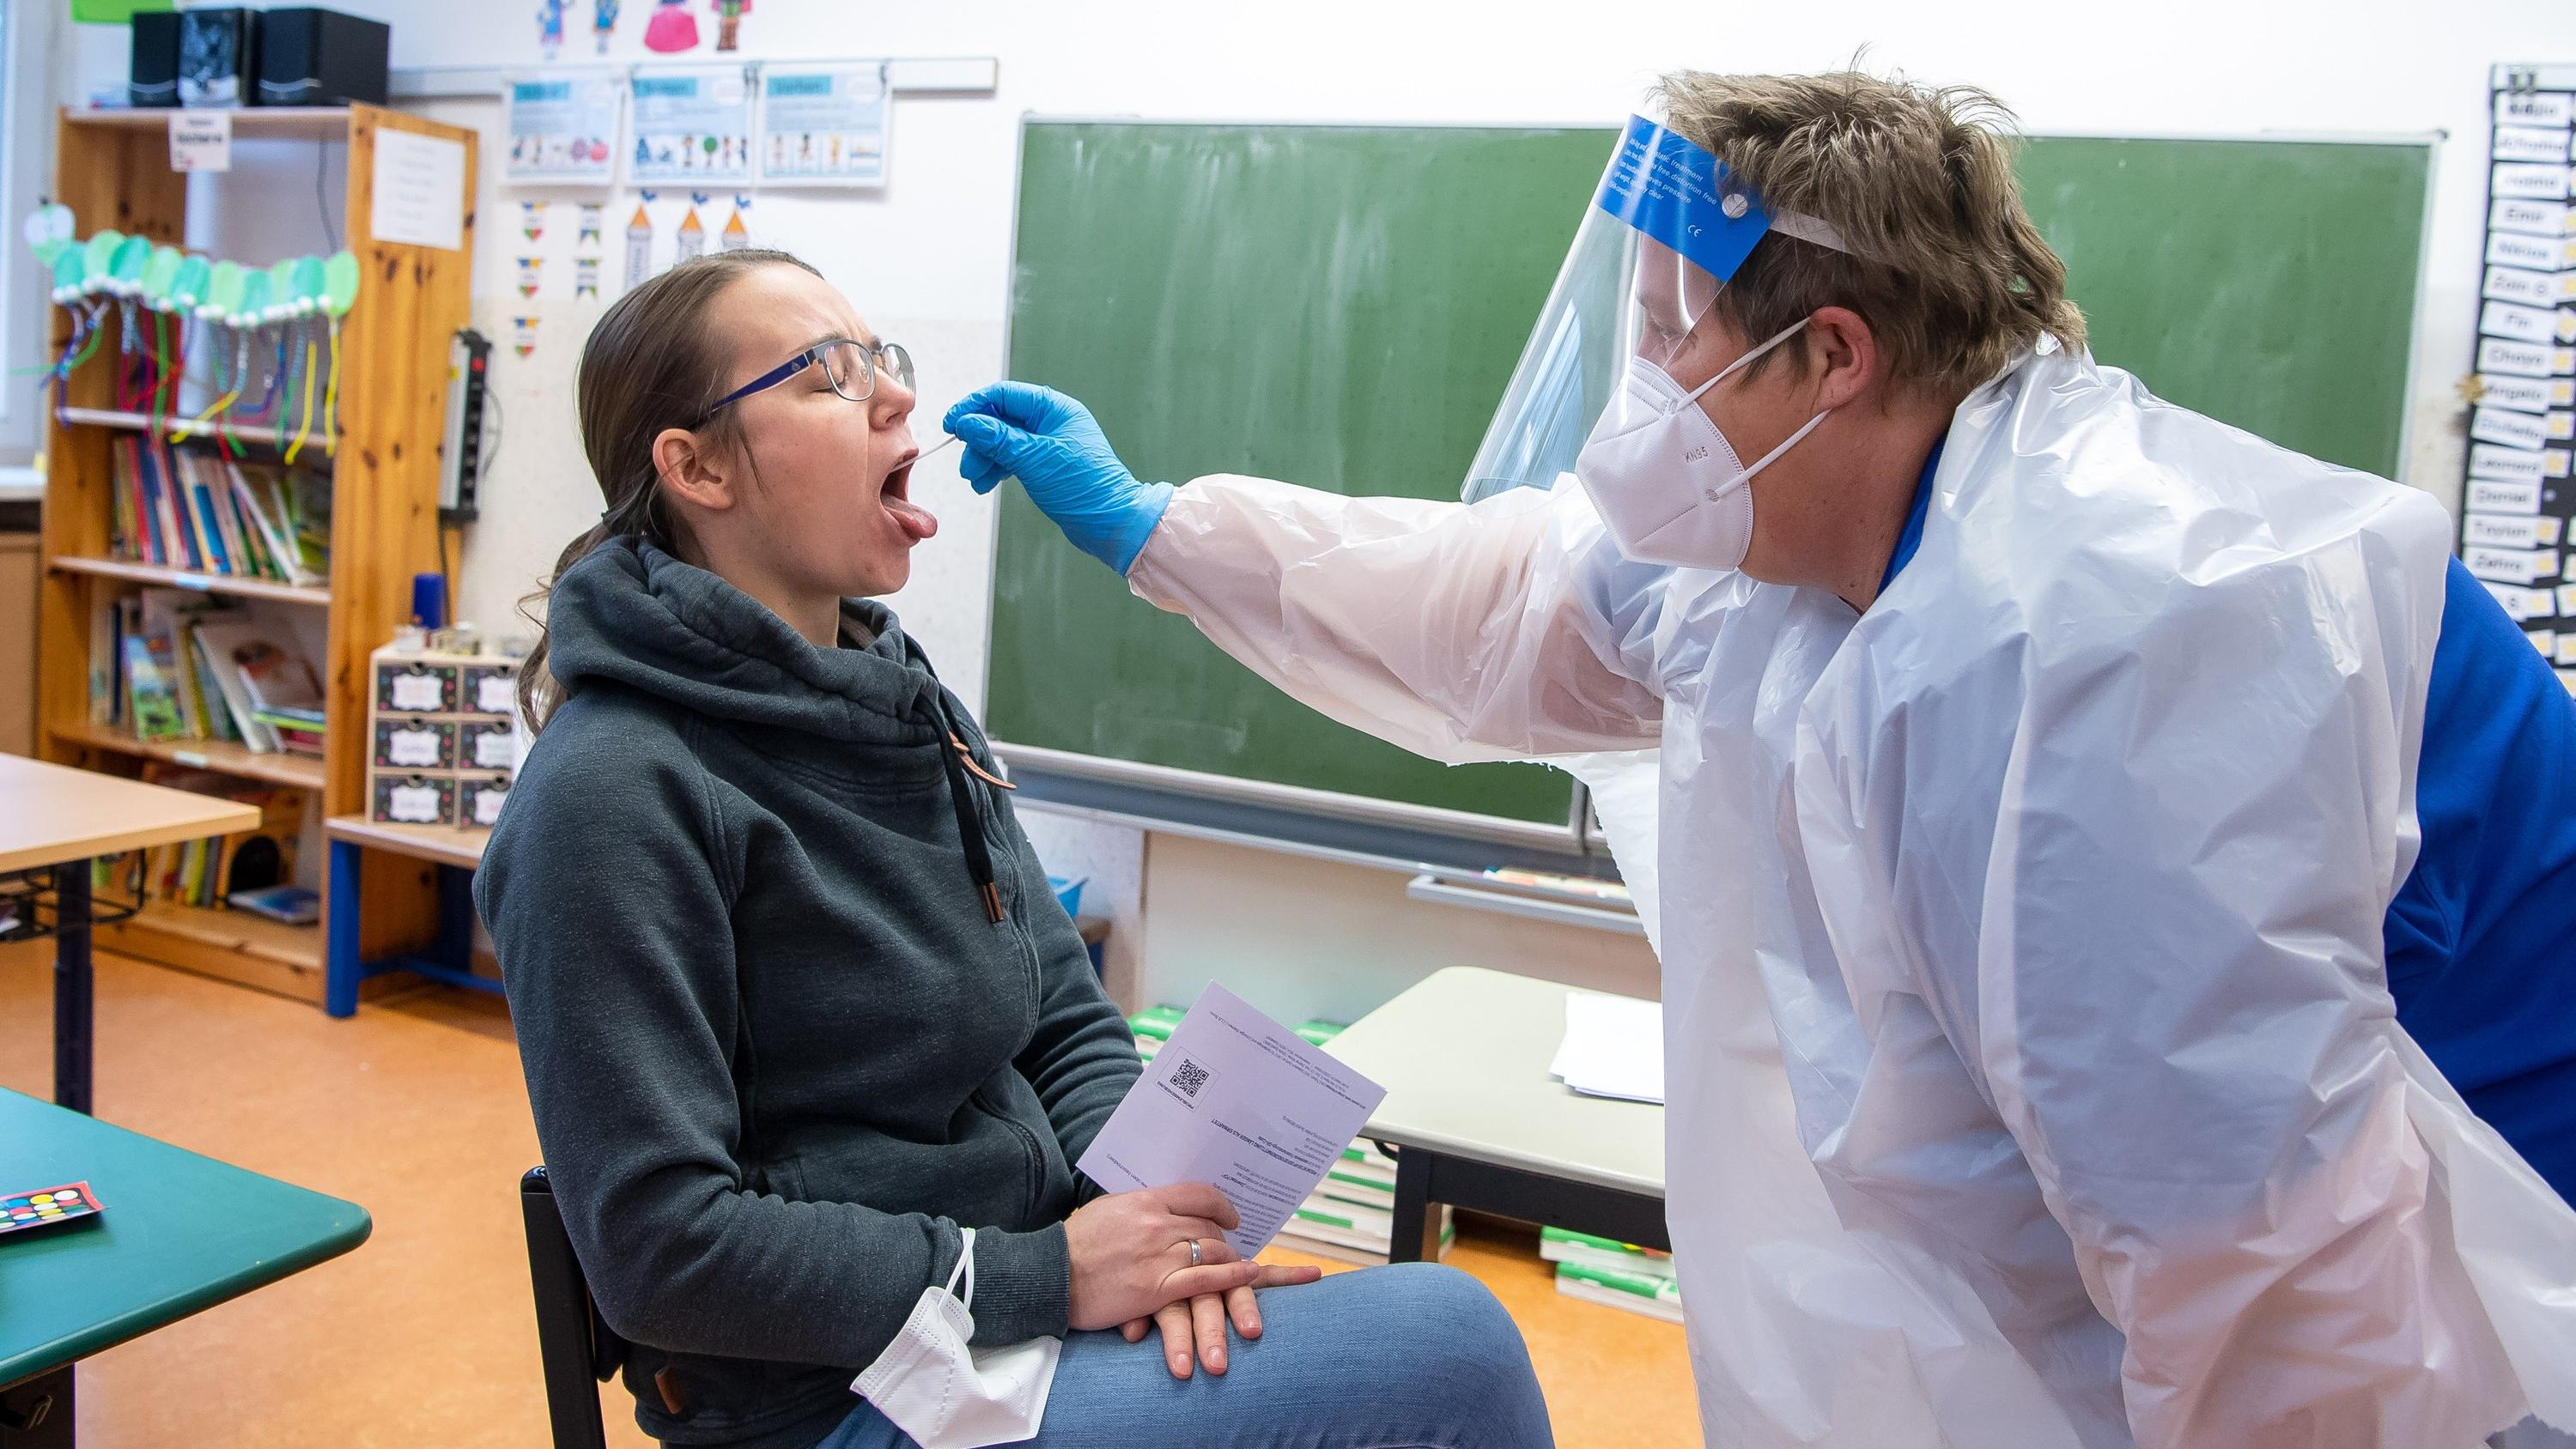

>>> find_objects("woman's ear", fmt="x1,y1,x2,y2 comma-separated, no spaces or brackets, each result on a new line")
653,424,738,514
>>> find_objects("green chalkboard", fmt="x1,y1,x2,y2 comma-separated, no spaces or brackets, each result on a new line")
989,121,2429,830
2015,136,2429,476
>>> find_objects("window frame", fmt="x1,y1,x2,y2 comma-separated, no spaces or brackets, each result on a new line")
0,0,66,467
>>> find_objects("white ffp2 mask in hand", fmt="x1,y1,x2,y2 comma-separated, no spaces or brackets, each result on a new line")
851,1228,1063,1449
1576,318,1826,570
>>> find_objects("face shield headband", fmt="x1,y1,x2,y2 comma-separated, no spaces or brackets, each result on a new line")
1461,114,1849,503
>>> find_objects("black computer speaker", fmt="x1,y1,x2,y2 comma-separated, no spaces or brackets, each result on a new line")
129,11,182,109
256,8,391,108
177,8,258,109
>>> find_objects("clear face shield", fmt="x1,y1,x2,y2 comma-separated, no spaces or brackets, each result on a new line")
1461,115,1847,512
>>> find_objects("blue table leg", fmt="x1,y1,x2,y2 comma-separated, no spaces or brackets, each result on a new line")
325,838,362,1019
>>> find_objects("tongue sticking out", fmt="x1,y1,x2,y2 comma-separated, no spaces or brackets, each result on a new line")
884,493,939,541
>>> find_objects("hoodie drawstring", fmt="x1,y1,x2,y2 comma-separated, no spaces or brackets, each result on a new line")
930,693,1009,924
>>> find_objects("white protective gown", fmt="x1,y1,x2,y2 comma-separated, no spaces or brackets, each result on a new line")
1125,343,2576,1447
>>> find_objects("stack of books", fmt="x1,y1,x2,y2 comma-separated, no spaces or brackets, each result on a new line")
1543,1227,1682,1324
108,435,329,585
1123,1007,1451,1264
100,764,306,912
93,590,329,759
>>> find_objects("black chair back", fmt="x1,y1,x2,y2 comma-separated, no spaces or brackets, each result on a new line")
519,1166,629,1449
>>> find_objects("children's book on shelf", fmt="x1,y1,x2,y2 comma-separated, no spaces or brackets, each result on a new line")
117,765,308,912
106,437,329,586
89,595,331,758
198,619,329,757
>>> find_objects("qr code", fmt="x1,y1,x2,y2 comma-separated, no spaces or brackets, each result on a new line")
1169,1058,1212,1099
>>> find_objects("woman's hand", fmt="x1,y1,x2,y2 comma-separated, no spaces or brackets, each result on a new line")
1063,1185,1264,1331
1119,1260,1324,1379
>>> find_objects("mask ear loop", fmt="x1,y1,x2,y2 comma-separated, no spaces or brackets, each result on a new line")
947,1227,976,1310
1675,315,1812,410
1679,316,1832,482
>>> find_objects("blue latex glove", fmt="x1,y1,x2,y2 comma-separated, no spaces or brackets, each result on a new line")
945,382,1175,575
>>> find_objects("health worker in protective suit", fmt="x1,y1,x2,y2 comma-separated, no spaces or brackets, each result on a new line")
948,71,2576,1449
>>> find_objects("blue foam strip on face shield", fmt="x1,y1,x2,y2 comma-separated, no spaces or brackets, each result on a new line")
1594,114,1772,282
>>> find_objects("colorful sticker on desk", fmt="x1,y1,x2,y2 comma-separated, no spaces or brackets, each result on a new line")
376,718,456,770
379,661,459,712
376,775,457,826
2,1182,103,1237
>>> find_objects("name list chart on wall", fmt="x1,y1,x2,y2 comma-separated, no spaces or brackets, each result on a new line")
2470,64,2576,694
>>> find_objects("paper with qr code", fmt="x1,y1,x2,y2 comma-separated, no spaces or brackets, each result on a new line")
1078,982,1387,1258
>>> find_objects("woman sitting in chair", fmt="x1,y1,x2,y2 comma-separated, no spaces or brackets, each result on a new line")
476,250,1552,1449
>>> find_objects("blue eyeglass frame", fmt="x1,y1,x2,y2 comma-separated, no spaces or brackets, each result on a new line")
694,337,913,427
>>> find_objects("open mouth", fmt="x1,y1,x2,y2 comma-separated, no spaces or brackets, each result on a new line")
881,449,939,542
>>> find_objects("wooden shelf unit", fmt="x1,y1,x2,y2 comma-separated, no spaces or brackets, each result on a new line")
35,105,478,1007
51,553,331,607
54,404,328,452
51,720,329,791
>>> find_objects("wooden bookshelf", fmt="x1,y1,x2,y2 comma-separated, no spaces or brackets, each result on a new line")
35,105,477,1005
51,720,329,791
55,405,326,452
61,106,356,140
51,554,331,607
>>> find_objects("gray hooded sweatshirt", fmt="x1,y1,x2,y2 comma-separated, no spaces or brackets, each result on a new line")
476,538,1139,1448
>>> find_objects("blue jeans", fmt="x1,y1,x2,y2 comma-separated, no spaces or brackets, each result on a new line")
814,1262,1552,1449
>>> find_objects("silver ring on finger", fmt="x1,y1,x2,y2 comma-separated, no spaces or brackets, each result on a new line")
1186,1238,1202,1268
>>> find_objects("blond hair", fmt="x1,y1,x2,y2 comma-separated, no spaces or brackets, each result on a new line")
1653,70,2085,399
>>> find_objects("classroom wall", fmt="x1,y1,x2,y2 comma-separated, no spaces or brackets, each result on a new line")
57,0,2567,1003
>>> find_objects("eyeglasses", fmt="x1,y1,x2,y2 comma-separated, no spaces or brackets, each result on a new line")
696,337,914,425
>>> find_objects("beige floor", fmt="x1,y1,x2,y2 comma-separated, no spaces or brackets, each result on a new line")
0,944,1698,1447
